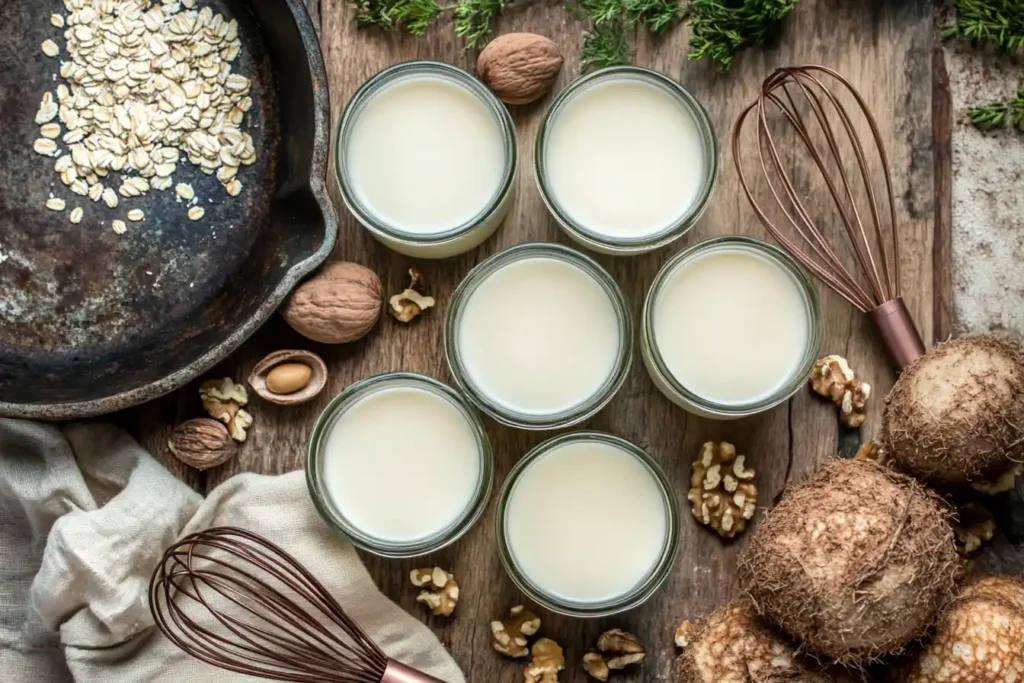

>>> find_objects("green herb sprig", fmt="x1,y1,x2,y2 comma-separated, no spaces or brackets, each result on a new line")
943,0,1024,132
687,0,800,69
968,88,1024,129
345,0,798,71
942,0,1024,51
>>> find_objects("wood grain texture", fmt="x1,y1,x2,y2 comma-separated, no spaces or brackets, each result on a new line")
128,1,943,680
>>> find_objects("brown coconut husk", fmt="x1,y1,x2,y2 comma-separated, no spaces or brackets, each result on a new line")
739,459,960,669
894,575,1024,682
674,601,845,683
882,336,1024,488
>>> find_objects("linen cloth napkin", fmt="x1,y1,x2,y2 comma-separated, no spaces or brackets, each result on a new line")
0,419,465,683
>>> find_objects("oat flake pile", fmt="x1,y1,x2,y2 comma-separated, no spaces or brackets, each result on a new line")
33,0,257,233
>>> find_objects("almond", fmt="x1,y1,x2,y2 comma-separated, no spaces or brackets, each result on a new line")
477,33,564,106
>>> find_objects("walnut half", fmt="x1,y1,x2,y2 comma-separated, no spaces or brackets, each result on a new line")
810,354,871,427
389,268,436,323
688,442,758,539
199,377,253,442
582,630,645,681
491,605,541,658
525,638,564,683
410,567,459,617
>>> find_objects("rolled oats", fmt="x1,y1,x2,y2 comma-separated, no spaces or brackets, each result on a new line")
33,0,254,220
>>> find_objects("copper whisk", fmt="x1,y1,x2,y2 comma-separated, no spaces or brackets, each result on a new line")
733,65,925,371
149,526,445,683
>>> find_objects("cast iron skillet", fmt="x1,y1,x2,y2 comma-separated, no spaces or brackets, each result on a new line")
0,0,337,419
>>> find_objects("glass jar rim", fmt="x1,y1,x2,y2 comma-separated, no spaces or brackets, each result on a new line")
495,431,680,617
444,242,634,430
643,235,823,416
534,66,720,254
334,61,518,247
306,372,494,558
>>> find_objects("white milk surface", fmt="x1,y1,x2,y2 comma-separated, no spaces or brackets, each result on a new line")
457,257,619,415
322,386,480,542
654,250,809,404
505,440,667,603
544,78,706,239
346,76,504,233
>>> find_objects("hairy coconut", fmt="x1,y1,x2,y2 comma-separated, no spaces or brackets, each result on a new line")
739,459,959,667
674,602,843,683
882,336,1024,490
895,575,1024,682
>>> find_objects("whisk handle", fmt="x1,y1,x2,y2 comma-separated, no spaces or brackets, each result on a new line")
380,659,447,683
869,297,926,372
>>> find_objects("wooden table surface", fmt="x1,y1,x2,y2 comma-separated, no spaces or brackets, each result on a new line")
127,0,953,680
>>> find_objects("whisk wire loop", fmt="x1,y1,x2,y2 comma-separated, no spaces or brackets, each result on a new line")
734,65,902,313
150,526,409,683
733,64,926,371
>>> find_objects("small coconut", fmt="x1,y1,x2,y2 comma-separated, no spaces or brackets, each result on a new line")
895,575,1024,682
674,602,842,683
740,459,960,667
882,336,1024,491
247,350,327,406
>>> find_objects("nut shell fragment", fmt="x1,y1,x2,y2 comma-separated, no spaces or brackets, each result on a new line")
248,350,327,406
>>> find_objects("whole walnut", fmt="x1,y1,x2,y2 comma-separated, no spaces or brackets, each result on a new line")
281,262,382,344
477,33,563,105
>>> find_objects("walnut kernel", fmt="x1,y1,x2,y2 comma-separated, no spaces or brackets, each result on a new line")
410,567,459,617
688,442,758,539
583,630,645,680
199,377,253,442
954,502,996,556
810,354,871,427
674,620,696,649
525,638,564,683
389,268,436,322
491,605,541,658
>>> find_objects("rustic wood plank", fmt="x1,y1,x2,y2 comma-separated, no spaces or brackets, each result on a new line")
133,0,939,680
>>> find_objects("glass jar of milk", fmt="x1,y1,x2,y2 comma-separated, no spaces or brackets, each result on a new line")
497,432,680,617
536,66,718,255
445,243,633,430
307,373,493,557
336,62,518,259
642,236,823,419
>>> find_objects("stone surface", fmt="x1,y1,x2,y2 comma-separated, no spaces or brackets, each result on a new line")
946,42,1024,335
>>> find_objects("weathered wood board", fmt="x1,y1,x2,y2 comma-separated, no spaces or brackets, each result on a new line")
126,0,948,680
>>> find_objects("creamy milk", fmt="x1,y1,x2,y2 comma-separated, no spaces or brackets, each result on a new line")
544,78,706,239
457,257,619,415
505,440,667,603
322,386,480,542
346,76,505,233
654,250,809,404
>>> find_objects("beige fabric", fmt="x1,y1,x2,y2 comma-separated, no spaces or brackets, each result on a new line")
0,419,464,683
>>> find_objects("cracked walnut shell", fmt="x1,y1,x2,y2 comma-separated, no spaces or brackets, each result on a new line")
582,630,645,681
810,354,871,427
410,567,459,617
525,638,564,683
688,442,757,539
491,605,541,658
